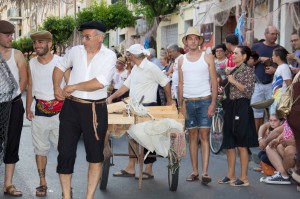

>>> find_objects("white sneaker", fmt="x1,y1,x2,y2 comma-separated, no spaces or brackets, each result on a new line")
264,172,291,185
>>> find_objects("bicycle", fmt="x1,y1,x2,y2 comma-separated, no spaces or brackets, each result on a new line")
209,106,224,154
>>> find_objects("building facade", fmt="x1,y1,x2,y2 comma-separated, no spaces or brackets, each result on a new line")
0,0,299,54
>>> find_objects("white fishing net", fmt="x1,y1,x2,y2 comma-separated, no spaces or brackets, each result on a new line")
127,118,184,158
128,97,148,117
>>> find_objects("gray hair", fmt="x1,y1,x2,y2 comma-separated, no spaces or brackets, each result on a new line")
264,26,278,34
148,48,156,57
167,44,180,52
95,29,105,37
131,53,145,60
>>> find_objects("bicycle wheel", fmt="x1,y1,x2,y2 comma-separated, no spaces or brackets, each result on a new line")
99,140,111,190
209,113,224,154
168,150,179,191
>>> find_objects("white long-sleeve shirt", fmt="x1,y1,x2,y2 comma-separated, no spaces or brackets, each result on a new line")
56,45,117,100
124,58,170,103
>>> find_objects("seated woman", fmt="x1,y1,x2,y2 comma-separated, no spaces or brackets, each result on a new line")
256,114,284,173
264,121,296,184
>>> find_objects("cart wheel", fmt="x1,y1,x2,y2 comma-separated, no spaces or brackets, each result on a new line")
100,140,111,190
168,150,179,191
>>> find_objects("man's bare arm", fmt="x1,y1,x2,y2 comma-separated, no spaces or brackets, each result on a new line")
53,67,65,100
163,82,172,105
106,85,129,104
15,50,28,93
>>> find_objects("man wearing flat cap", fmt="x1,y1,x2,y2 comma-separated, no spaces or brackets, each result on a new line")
0,20,28,197
107,44,172,179
53,21,116,199
178,26,217,184
26,30,64,197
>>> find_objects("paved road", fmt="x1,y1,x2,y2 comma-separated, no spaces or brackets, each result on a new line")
0,96,299,198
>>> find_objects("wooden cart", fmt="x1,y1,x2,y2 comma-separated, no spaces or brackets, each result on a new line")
99,101,185,191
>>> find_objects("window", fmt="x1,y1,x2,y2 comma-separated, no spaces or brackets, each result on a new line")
161,24,178,49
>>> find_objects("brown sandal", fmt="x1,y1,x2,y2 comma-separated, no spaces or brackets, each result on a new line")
4,184,22,197
186,174,199,181
36,185,47,197
201,174,212,185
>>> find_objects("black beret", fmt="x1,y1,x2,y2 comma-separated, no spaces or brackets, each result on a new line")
30,30,52,41
78,21,106,32
0,20,15,34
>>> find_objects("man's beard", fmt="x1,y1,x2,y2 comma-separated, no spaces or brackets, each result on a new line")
36,47,49,57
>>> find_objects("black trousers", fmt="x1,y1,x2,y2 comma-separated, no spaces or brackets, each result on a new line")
57,98,108,174
4,95,24,164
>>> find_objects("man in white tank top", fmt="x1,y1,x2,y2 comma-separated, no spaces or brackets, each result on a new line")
178,27,218,184
26,31,64,197
0,20,28,197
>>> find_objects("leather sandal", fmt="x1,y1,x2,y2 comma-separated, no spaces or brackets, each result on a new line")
4,184,22,197
186,174,199,181
230,178,250,187
218,176,235,184
36,185,47,197
201,174,212,185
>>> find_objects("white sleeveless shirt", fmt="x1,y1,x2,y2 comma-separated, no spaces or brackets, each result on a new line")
29,55,63,100
6,49,21,98
181,52,211,98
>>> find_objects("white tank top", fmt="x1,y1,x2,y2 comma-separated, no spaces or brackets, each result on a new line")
182,52,211,98
6,49,21,98
29,55,63,100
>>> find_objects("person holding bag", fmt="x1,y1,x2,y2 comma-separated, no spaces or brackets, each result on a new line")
218,46,258,187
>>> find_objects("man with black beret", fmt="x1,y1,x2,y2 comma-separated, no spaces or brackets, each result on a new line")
0,20,28,196
26,30,64,197
53,21,116,199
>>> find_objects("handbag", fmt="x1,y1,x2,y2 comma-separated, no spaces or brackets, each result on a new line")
276,72,300,117
250,75,274,109
220,66,241,108
276,85,300,117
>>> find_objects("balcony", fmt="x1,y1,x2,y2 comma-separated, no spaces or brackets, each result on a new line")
7,8,22,22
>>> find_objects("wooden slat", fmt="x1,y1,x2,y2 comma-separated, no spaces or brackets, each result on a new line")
108,103,185,126
108,114,135,124
107,101,127,113
136,117,185,126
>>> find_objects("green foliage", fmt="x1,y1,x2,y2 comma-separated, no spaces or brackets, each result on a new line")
76,1,135,30
42,16,76,54
12,37,33,60
76,1,108,28
107,1,135,29
129,0,193,23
